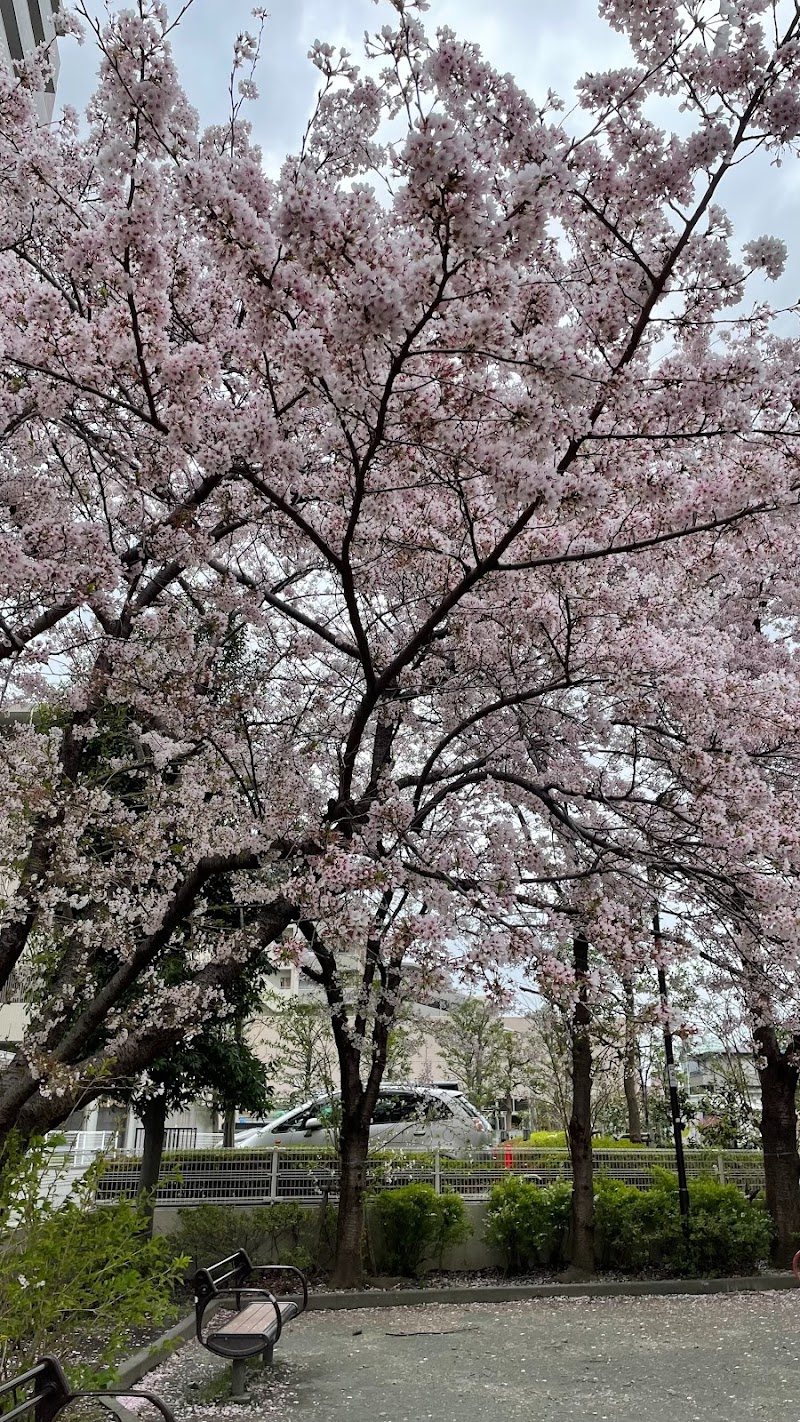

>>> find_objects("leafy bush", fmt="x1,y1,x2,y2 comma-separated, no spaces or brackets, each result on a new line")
483,1177,572,1273
523,1131,642,1149
594,1169,773,1276
678,1173,773,1276
484,1169,771,1277
372,1184,472,1276
172,1200,336,1274
0,1136,187,1385
591,1135,643,1150
592,1176,684,1271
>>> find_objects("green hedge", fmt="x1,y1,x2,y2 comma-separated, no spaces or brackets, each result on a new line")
484,1169,773,1277
594,1169,773,1275
484,1177,573,1272
371,1184,472,1276
523,1132,642,1149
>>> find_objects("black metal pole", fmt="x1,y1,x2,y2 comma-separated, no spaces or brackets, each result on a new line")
653,910,690,1231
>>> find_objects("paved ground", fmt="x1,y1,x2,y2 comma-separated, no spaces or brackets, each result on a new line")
142,1292,800,1422
283,1295,800,1422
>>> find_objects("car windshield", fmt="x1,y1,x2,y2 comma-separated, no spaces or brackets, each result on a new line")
453,1095,494,1130
270,1096,341,1132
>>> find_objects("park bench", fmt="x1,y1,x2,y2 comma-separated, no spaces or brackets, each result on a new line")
193,1249,308,1399
0,1356,174,1422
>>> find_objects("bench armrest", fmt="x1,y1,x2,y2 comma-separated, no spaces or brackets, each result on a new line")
196,1288,283,1346
69,1391,174,1422
193,1251,252,1309
243,1265,308,1312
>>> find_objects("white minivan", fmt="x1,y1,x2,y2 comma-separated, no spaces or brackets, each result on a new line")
235,1083,496,1154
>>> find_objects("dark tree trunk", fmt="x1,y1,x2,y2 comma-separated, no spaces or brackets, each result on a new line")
622,978,643,1144
326,968,398,1287
309,890,401,1288
331,1109,371,1288
756,1025,800,1266
0,897,295,1152
568,932,594,1274
137,1096,167,1232
223,1107,236,1149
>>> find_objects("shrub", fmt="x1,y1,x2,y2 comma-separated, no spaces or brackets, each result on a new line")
372,1184,472,1276
483,1177,572,1273
681,1174,773,1276
0,1136,187,1385
591,1135,642,1150
172,1200,336,1274
593,1176,683,1272
522,1131,642,1149
594,1169,773,1276
483,1169,772,1278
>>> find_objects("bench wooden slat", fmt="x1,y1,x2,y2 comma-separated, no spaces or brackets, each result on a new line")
214,1301,299,1333
215,1304,277,1333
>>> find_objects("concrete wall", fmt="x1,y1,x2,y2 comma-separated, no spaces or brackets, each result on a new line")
0,1000,25,1046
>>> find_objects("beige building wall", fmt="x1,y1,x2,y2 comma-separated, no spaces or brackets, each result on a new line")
246,961,516,1107
0,941,28,1049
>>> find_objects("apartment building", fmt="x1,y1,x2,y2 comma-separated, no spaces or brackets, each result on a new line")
248,957,464,1100
0,0,60,122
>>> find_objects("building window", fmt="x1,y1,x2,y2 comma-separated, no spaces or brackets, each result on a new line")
1,0,24,60
278,968,292,990
27,0,45,45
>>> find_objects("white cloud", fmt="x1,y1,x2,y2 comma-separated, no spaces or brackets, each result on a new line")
54,0,800,314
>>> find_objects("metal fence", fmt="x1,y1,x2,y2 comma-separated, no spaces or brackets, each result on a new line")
132,1126,213,1152
92,1146,767,1206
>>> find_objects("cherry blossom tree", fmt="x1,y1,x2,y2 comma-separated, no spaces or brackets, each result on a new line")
2,0,800,1284
691,917,800,1263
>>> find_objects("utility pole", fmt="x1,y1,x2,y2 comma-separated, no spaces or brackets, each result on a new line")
653,907,690,1232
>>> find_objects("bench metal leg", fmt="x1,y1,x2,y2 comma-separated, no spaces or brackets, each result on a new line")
262,1343,274,1367
230,1359,248,1402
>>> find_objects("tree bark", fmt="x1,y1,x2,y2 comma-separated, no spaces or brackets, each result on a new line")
0,899,295,1155
330,1109,371,1288
568,932,595,1275
306,903,401,1288
755,1025,800,1266
137,1095,167,1233
622,978,643,1143
223,1107,236,1149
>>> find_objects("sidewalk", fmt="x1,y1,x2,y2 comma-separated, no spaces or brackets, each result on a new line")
281,1292,800,1421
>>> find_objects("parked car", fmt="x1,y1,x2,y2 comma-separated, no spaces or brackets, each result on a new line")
235,1083,497,1155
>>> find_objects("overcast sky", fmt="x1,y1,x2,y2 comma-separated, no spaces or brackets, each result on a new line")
57,1,628,166
55,0,800,310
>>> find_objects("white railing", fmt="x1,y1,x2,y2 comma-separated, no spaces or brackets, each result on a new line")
131,1127,224,1152
92,1145,767,1206
46,1129,121,1167
46,1128,224,1165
